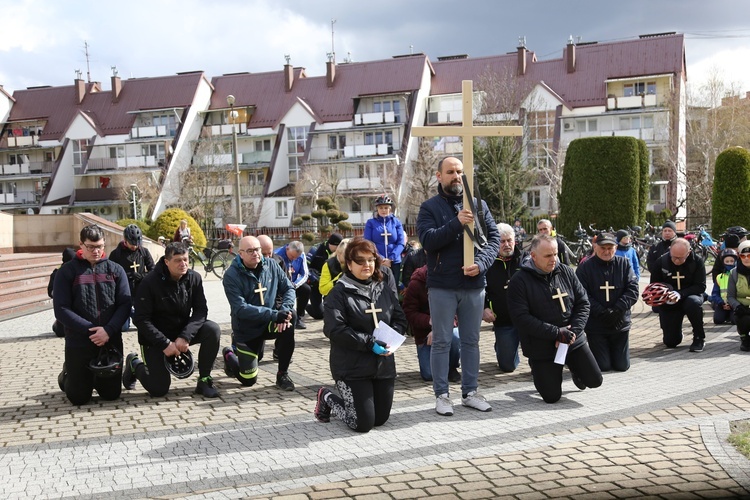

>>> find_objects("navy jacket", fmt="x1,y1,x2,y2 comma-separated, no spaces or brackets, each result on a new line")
485,246,526,327
416,185,500,289
575,255,639,334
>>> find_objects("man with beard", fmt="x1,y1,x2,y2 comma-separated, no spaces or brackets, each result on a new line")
417,156,500,416
507,234,602,404
483,222,526,372
651,237,707,351
575,233,640,372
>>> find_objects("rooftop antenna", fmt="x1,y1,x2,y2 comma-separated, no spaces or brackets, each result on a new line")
111,66,118,77
331,18,336,62
84,40,92,82
284,54,291,65
518,36,526,47
410,45,414,54
326,52,334,63
346,51,352,63
75,69,82,80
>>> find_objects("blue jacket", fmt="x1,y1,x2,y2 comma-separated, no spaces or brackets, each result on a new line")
275,245,309,288
364,214,406,263
223,254,296,342
615,245,640,280
416,185,500,289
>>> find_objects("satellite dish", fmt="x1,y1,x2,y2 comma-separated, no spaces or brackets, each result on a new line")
26,208,34,215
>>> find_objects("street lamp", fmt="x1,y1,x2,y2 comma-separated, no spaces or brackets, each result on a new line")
129,183,139,220
227,94,242,223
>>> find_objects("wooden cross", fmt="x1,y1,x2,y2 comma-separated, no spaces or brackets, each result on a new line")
672,272,684,289
552,288,569,313
130,261,140,273
364,302,382,328
254,282,267,305
411,80,523,268
600,281,615,302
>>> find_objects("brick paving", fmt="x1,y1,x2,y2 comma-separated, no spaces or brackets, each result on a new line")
1,274,749,499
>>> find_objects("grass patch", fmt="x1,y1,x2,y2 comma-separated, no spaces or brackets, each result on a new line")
728,420,750,459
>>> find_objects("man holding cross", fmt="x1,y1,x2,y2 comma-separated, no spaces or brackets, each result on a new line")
575,233,640,372
417,156,500,416
315,237,407,432
507,234,601,404
650,237,707,351
222,235,297,391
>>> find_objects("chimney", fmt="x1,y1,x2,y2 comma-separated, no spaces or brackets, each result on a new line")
111,75,122,102
326,56,336,88
75,77,85,104
566,36,576,74
284,55,294,92
517,36,527,76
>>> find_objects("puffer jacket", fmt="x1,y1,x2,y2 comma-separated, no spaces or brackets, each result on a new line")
364,214,406,263
223,254,296,342
324,273,407,381
416,184,500,290
133,257,208,349
575,254,639,334
507,257,590,360
53,252,131,347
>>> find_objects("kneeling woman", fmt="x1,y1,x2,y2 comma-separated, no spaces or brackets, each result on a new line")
315,237,407,432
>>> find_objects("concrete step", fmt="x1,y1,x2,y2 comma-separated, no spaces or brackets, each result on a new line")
0,270,52,292
0,253,60,279
0,253,61,322
0,292,53,321
0,279,48,301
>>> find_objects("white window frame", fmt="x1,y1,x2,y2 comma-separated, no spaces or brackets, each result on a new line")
276,200,288,218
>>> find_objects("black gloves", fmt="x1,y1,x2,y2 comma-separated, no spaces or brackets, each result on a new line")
274,310,291,323
735,304,750,317
556,327,575,344
601,308,625,329
132,272,144,283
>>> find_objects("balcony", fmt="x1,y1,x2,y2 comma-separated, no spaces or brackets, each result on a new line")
194,150,272,168
338,177,384,191
241,184,264,197
607,93,658,110
343,143,391,158
426,111,461,125
74,188,119,203
86,156,160,171
28,161,54,174
0,164,30,175
0,190,40,205
354,111,397,126
130,125,170,139
611,128,655,141
0,135,40,148
205,123,248,136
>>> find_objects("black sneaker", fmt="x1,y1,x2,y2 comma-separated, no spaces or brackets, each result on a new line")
276,372,295,391
572,372,586,390
58,364,66,392
741,336,750,352
314,387,331,422
122,353,138,390
448,367,461,383
689,338,705,352
222,347,238,377
296,318,307,330
195,376,219,398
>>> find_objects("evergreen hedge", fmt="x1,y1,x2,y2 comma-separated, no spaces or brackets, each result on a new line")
558,136,644,238
712,147,750,235
146,208,207,248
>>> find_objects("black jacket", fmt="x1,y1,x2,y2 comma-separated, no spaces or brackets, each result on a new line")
309,243,332,273
647,238,673,274
53,252,131,347
485,246,526,327
133,257,209,349
323,273,407,381
650,251,706,300
575,255,639,334
507,258,590,360
109,240,155,295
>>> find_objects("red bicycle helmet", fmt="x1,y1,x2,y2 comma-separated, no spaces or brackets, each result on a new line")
641,282,674,307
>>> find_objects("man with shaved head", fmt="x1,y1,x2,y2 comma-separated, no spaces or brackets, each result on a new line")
222,235,297,391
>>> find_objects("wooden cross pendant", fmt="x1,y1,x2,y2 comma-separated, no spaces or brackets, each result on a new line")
130,261,140,273
600,281,615,302
672,272,684,290
254,282,268,305
552,288,569,313
364,302,383,329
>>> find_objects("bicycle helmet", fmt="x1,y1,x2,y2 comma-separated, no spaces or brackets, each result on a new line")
720,248,738,262
641,282,674,307
88,346,123,378
164,350,195,379
374,194,394,207
123,224,142,246
726,226,748,236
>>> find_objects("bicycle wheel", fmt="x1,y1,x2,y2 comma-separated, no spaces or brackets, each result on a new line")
188,253,196,270
210,250,230,279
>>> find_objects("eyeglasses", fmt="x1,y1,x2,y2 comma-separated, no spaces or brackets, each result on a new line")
240,247,262,254
351,257,376,266
740,253,750,259
83,243,105,252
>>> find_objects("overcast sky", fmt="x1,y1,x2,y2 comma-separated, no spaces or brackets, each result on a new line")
2,0,749,96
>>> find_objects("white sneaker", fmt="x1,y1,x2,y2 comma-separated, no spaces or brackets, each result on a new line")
461,391,492,412
435,393,454,416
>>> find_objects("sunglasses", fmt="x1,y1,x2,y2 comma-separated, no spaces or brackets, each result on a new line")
740,253,750,259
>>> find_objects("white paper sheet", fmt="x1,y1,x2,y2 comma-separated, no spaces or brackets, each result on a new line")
373,321,406,352
554,343,568,365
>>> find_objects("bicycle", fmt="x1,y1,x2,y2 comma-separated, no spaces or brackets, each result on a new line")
183,238,233,280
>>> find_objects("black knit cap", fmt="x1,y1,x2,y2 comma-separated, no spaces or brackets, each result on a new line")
327,233,343,246
615,230,629,244
662,220,677,232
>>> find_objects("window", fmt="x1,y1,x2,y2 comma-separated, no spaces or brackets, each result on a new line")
289,156,302,183
72,139,89,165
646,82,656,95
328,134,345,150
358,164,371,178
9,154,19,165
152,114,178,136
141,143,166,161
364,132,375,146
109,146,124,158
287,126,308,154
351,198,361,212
249,171,264,185
276,200,288,218
624,81,656,97
45,152,54,162
526,189,541,209
255,139,271,151
619,115,653,130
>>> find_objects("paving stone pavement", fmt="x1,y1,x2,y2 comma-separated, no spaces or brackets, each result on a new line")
1,274,750,499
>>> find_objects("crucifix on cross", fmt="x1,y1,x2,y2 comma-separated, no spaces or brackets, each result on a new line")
412,80,523,267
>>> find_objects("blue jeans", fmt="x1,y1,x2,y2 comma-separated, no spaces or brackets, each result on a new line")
416,328,460,381
493,324,520,372
428,287,484,397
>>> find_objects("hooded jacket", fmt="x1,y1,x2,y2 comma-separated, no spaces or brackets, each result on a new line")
109,240,155,294
575,254,639,334
507,257,590,360
364,213,406,263
323,273,407,381
416,184,500,290
485,245,526,327
133,257,208,349
223,254,296,342
53,252,131,347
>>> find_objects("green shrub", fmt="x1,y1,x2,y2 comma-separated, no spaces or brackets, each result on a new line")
292,217,304,226
637,140,649,224
712,147,750,235
301,232,316,244
558,137,642,238
115,218,150,234
147,208,206,248
337,221,353,232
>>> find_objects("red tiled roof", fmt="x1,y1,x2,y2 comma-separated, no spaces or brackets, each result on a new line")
210,55,430,128
7,73,207,140
431,34,685,109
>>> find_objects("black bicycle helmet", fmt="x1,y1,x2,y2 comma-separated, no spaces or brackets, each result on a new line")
726,226,748,236
374,194,394,206
88,346,123,378
164,350,195,379
123,224,142,246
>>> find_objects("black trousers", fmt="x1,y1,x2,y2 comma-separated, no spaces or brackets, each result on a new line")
229,312,296,386
296,283,311,318
307,282,324,320
328,378,395,433
587,330,630,372
63,337,123,406
528,343,602,404
134,320,221,397
735,313,750,338
658,295,704,347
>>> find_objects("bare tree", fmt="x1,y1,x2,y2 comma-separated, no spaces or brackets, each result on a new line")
403,138,440,223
